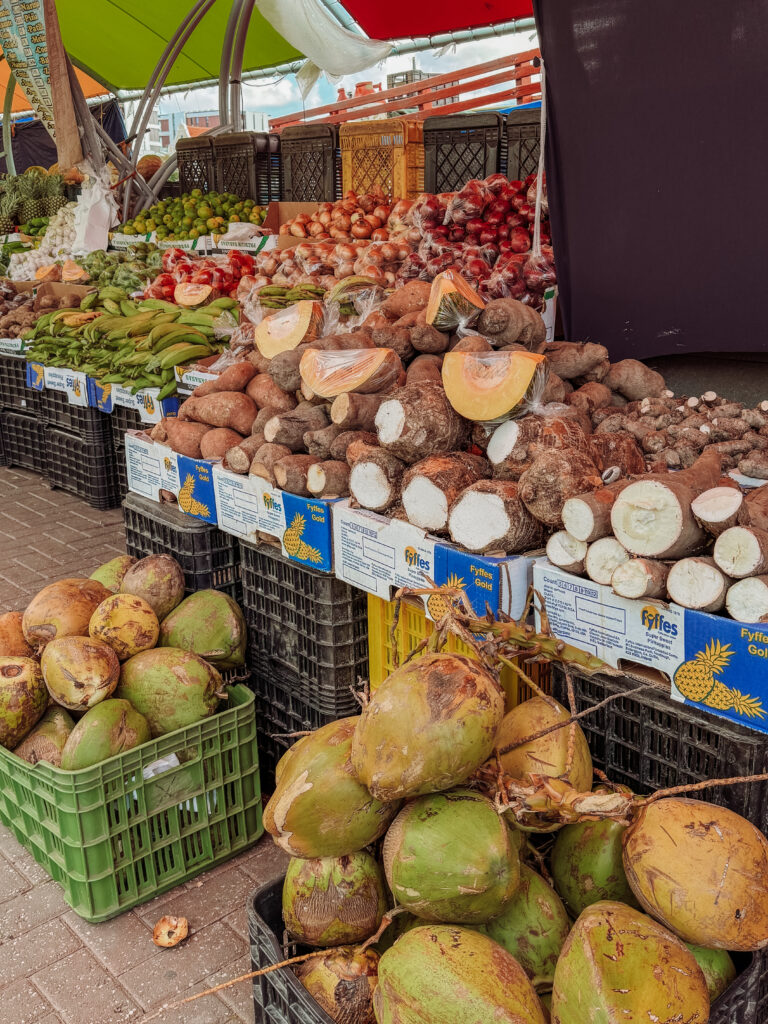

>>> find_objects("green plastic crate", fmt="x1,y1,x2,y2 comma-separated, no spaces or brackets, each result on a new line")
0,685,262,922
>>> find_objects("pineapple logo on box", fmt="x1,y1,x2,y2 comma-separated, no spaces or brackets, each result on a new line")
675,639,764,720
139,392,155,416
69,378,81,398
90,380,113,412
641,606,679,636
26,362,44,390
281,493,328,569
426,574,465,621
163,456,173,472
175,455,216,524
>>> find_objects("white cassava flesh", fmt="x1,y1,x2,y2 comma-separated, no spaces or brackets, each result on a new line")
448,481,543,555
725,576,768,622
584,537,629,585
376,400,406,445
667,557,732,612
487,419,525,464
691,486,744,535
611,558,670,599
546,531,588,574
714,526,768,579
610,479,706,559
402,477,449,530
562,482,628,544
350,461,398,512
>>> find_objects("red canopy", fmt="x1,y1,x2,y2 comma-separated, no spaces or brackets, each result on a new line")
342,1,534,40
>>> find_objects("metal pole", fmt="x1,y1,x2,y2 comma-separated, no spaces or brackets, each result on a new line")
2,68,16,175
219,0,244,129
229,0,255,130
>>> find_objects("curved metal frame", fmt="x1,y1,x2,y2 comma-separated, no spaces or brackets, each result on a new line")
2,64,16,175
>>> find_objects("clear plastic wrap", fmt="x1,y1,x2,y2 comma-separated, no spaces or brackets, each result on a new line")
425,268,485,333
441,349,549,424
299,346,403,398
444,179,493,226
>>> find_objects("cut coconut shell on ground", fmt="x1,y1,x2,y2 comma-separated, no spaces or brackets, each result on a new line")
254,300,324,359
441,350,546,422
153,916,189,948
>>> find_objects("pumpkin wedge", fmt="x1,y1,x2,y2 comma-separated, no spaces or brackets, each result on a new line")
61,259,88,283
35,263,61,282
426,269,485,332
254,300,324,359
442,350,546,422
174,283,213,307
300,347,403,399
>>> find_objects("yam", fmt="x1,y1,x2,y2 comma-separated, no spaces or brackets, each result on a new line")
588,433,645,476
179,391,258,436
447,479,544,555
541,372,571,405
199,428,244,460
567,381,612,415
406,354,443,386
543,342,609,381
249,443,292,485
346,438,378,467
370,325,415,363
410,310,451,354
611,559,670,600
273,454,322,497
224,434,267,474
330,392,385,432
303,423,345,459
401,452,491,532
267,346,310,393
477,298,528,347
306,460,350,499
375,382,468,465
349,448,406,512
192,362,256,397
380,280,431,318
149,418,212,459
739,452,768,480
519,451,603,528
246,374,297,413
449,336,494,353
329,430,378,462
264,404,329,451
300,347,403,398
603,359,666,401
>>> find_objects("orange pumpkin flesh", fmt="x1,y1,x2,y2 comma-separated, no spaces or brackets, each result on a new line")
254,300,324,359
174,283,213,307
426,269,485,331
441,350,545,421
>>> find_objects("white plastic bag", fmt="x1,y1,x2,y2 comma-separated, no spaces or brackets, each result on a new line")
72,165,117,255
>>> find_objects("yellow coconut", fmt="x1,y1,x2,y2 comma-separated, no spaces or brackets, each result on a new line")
89,594,159,661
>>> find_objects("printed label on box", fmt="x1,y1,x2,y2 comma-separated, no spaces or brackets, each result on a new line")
253,479,334,571
25,361,45,391
0,337,27,355
434,546,534,622
212,466,262,540
103,383,178,423
108,232,154,249
157,236,210,252
212,234,276,253
175,454,218,524
125,432,179,500
174,366,218,394
43,366,89,406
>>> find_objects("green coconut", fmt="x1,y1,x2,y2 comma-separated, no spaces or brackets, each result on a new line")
374,925,547,1024
686,944,737,1002
282,851,387,947
493,696,593,832
551,901,709,1024
381,789,519,924
158,590,246,669
0,656,48,749
89,593,159,661
374,912,422,955
351,653,505,802
481,864,570,986
264,718,399,858
116,647,220,736
623,796,768,951
89,555,137,593
13,706,74,766
61,699,151,770
23,578,113,648
295,947,379,1024
41,635,120,710
119,554,185,621
551,815,639,917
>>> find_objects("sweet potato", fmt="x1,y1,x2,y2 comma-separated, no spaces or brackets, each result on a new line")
380,280,432,318
179,392,258,435
200,428,244,460
192,362,256,397
246,374,297,412
150,418,212,459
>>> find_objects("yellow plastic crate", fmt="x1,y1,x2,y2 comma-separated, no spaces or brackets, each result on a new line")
340,118,425,200
367,594,550,711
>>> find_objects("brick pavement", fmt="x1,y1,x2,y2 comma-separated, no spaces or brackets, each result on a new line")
0,467,288,1023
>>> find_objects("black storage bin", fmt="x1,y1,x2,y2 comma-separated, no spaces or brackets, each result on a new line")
0,408,45,472
35,387,112,443
176,137,217,195
0,354,38,412
423,112,503,192
43,427,120,510
280,124,341,201
240,539,368,717
213,132,282,204
122,491,241,600
502,106,542,180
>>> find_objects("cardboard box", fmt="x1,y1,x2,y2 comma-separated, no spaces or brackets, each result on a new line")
25,359,89,405
333,501,536,620
34,282,96,303
88,378,179,422
125,432,217,524
260,202,319,251
108,232,155,249
212,464,336,572
0,337,29,355
211,232,277,254
533,559,768,736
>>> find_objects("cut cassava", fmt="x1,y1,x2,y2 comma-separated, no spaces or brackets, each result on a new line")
441,350,546,422
584,537,629,585
307,460,350,498
562,481,632,543
300,348,403,399
349,447,406,512
425,269,485,332
546,531,588,575
273,455,322,497
487,414,592,480
224,434,267,475
448,479,545,554
303,423,344,459
611,558,670,600
725,576,768,622
254,300,324,359
329,430,377,462
248,443,292,485
666,556,732,612
691,486,745,535
714,526,768,579
263,404,329,451
375,383,467,465
738,484,768,531
401,453,490,532
519,451,603,528
330,392,384,432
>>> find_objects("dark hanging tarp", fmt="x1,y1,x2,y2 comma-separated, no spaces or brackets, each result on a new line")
0,99,126,175
534,0,767,357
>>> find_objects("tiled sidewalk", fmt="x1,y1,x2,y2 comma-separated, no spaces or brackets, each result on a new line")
0,467,288,1023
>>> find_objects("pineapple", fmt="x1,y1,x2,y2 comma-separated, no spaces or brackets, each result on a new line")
42,173,67,217
0,192,18,234
283,512,306,557
18,171,44,224
426,574,465,621
674,640,765,718
177,474,210,518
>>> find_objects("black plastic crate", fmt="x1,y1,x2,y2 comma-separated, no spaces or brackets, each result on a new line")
248,879,766,1024
122,491,241,600
240,539,368,716
176,137,216,194
424,112,503,192
213,132,282,205
0,354,38,412
0,408,45,472
43,427,120,509
551,665,768,834
36,387,113,442
280,124,341,202
502,107,542,181
0,420,5,466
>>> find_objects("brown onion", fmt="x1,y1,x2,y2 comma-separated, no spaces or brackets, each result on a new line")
352,222,372,238
364,214,383,229
373,205,390,222
372,228,389,241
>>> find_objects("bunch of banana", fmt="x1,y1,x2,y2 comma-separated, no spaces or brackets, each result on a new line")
256,283,326,309
23,286,238,399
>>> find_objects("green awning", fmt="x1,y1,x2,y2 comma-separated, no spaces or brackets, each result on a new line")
56,1,303,93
